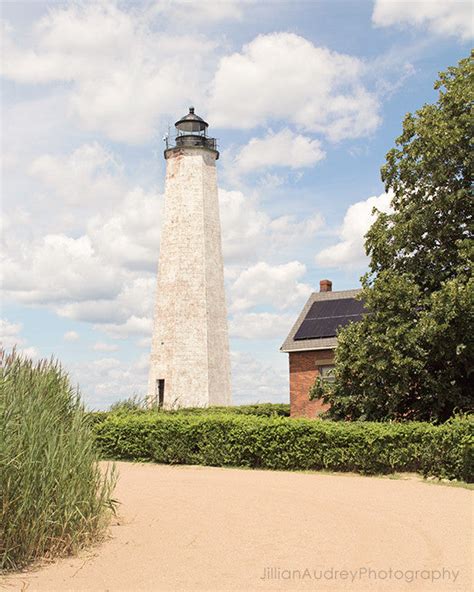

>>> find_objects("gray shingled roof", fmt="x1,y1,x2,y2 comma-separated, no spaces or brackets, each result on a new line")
280,289,362,353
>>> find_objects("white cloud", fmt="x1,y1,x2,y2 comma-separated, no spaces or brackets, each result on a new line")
27,142,160,271
151,0,249,23
219,188,324,264
64,330,80,342
219,189,270,263
209,33,381,141
1,3,217,142
268,213,324,244
87,188,162,271
57,300,125,324
1,319,23,349
2,139,161,331
57,276,156,326
94,315,153,339
92,342,119,352
229,312,294,340
137,336,151,348
0,318,38,358
230,261,312,312
372,0,473,41
316,191,393,268
1,93,72,176
235,128,325,172
231,351,288,404
68,353,149,409
30,143,124,207
2,234,122,305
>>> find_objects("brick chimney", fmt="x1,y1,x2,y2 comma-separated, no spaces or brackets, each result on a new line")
320,279,332,292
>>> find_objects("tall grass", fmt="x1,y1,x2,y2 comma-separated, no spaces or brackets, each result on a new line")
0,349,116,572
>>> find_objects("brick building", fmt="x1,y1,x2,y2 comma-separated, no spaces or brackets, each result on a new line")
280,280,363,418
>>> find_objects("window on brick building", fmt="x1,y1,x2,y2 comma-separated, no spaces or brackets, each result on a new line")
318,365,335,383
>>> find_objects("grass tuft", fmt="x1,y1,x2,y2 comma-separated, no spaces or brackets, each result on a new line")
0,349,116,572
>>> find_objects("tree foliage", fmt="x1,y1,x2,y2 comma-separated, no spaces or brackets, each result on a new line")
318,54,473,422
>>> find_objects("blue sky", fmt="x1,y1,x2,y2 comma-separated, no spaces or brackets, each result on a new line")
1,0,471,409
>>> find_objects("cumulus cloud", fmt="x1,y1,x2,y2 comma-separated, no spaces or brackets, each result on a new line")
68,353,149,409
219,189,270,262
151,0,250,23
2,137,162,339
0,318,38,358
219,188,324,264
268,213,324,245
1,319,23,349
94,315,153,340
372,0,473,41
2,234,122,305
1,3,217,142
316,191,393,268
234,128,325,172
87,188,162,271
64,330,80,342
231,351,288,404
229,312,294,340
30,143,124,207
230,261,312,312
92,342,119,352
209,33,381,141
29,141,162,272
57,276,156,326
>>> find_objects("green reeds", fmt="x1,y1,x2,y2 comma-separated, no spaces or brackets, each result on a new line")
0,349,116,572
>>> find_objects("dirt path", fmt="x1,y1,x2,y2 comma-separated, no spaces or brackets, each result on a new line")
3,462,472,592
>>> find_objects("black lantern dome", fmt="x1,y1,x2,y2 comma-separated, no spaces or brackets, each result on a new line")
165,106,218,158
175,107,208,134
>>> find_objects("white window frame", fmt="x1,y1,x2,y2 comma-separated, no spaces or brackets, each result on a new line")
318,364,335,383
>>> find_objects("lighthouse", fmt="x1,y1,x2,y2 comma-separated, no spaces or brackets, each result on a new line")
147,108,232,408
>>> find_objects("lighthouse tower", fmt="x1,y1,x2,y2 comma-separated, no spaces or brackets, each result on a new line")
147,108,232,408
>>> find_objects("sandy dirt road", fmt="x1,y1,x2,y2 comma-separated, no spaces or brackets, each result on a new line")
2,462,472,592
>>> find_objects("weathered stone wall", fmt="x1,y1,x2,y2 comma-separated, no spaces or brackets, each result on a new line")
147,147,231,408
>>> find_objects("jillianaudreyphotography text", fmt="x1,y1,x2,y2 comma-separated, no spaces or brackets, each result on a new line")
259,566,461,585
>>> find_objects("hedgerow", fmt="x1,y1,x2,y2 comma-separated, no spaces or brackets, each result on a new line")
86,403,290,426
94,413,473,481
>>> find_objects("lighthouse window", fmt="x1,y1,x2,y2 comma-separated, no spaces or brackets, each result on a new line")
155,379,165,407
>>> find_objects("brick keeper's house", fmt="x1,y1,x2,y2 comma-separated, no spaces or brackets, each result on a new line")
280,280,364,418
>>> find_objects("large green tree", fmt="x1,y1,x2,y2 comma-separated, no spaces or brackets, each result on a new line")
314,55,473,422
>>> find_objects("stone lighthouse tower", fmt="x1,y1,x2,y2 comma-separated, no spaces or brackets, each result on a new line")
147,107,232,408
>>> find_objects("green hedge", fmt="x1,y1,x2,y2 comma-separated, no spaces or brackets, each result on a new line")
87,403,290,426
94,413,473,481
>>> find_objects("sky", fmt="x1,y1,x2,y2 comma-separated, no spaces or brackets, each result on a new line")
1,0,472,409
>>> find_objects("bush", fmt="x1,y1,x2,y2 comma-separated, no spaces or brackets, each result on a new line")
86,402,290,426
94,413,473,482
163,403,291,417
0,350,116,572
108,395,147,414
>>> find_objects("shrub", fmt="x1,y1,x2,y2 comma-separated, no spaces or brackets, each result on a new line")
163,403,291,417
0,350,116,572
86,402,290,426
94,413,473,481
108,395,147,414
86,411,110,426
